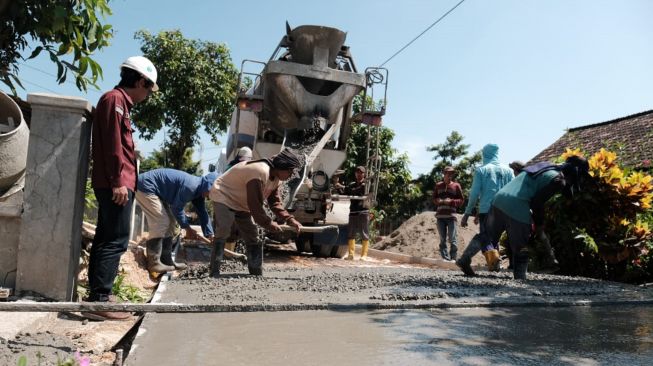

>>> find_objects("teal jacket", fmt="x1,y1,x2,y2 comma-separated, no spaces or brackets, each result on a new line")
492,169,560,224
464,144,514,215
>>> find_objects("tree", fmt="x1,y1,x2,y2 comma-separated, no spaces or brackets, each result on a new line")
131,30,238,170
344,95,421,220
416,131,481,210
0,0,113,93
139,146,200,175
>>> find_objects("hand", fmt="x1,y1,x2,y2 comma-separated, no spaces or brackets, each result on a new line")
473,215,479,225
112,186,129,206
287,218,302,235
461,214,469,227
206,234,214,243
268,222,283,233
535,226,548,243
443,198,451,205
184,227,201,241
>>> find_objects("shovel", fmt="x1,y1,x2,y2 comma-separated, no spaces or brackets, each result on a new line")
192,233,248,262
279,225,340,246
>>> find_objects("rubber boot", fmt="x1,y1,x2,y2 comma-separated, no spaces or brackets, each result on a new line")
224,242,236,258
360,240,370,261
345,239,355,260
456,237,481,276
146,238,175,274
246,244,263,275
209,239,225,278
161,236,187,270
513,249,529,280
483,249,501,272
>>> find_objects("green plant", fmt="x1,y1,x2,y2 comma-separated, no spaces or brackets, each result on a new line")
1,0,113,93
545,148,653,282
17,350,90,366
112,272,146,303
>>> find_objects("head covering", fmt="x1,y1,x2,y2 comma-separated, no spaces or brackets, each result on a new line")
443,166,455,174
270,149,302,170
481,144,500,165
509,161,526,172
199,172,219,194
237,146,253,161
355,166,366,173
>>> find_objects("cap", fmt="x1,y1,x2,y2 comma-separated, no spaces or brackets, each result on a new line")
355,166,366,173
443,166,455,173
236,146,253,160
509,161,526,172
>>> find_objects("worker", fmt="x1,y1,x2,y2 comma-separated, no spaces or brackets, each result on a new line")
459,156,590,279
135,168,219,274
208,148,302,277
503,160,527,268
342,166,371,260
433,166,464,261
509,160,526,176
84,56,158,321
226,146,253,170
458,144,514,272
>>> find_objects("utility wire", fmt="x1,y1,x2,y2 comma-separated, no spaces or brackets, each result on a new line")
379,0,467,67
19,62,102,95
20,78,59,94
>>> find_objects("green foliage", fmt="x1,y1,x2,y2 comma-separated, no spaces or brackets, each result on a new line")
415,131,481,210
112,272,146,303
83,178,97,223
17,350,91,366
131,29,238,170
0,0,113,93
139,145,200,174
544,149,653,282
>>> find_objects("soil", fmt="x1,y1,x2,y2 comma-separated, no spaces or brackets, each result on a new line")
0,244,158,366
373,212,486,266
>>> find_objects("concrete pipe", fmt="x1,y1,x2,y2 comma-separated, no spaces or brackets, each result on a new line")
0,91,29,193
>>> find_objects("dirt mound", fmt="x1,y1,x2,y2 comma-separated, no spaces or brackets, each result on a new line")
373,212,485,266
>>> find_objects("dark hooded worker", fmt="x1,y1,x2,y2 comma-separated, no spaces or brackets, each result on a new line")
208,148,303,277
457,156,590,279
135,169,219,275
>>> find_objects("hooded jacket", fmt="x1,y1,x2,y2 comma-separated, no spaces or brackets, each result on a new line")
464,144,514,215
137,168,218,237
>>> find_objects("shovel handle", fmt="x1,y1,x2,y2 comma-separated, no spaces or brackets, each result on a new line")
279,225,338,234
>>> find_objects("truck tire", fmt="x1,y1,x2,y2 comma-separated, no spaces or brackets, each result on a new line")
311,244,348,258
295,233,312,253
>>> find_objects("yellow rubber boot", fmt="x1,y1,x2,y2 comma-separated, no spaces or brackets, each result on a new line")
345,239,355,260
483,249,501,272
360,240,370,261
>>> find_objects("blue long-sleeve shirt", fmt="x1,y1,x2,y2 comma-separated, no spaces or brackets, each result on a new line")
137,168,218,237
464,144,514,215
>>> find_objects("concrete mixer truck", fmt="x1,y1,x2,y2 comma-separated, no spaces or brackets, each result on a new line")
218,23,387,258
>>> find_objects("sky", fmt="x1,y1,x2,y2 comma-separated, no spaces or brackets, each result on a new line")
5,0,653,177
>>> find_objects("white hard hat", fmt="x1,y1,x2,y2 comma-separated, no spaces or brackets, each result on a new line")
237,146,253,160
120,56,159,91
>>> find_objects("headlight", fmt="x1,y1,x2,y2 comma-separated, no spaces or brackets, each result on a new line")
311,171,329,192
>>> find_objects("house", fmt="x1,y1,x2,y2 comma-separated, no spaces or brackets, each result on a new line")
530,110,653,169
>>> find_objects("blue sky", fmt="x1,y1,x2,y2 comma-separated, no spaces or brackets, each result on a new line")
5,0,653,177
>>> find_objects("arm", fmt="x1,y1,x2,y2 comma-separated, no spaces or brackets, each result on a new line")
246,179,276,229
464,170,482,215
451,183,464,207
531,174,565,226
95,94,127,188
192,197,213,237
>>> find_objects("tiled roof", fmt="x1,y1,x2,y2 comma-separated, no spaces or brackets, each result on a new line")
530,110,653,169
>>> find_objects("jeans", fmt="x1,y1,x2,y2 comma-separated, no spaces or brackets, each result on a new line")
436,217,457,259
87,188,134,302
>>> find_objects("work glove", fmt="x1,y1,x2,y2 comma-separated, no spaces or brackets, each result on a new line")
461,214,469,228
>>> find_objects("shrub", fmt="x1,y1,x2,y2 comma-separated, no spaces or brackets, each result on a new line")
545,148,653,282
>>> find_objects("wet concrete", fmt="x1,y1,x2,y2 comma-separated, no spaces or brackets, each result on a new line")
128,306,653,365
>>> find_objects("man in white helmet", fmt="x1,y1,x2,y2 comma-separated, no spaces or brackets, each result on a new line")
83,56,158,321
226,146,253,170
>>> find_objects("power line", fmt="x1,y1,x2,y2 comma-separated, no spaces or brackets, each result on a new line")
19,62,102,95
378,0,467,67
20,78,59,94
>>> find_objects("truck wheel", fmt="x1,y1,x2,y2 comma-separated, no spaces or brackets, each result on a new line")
295,233,312,253
331,245,348,258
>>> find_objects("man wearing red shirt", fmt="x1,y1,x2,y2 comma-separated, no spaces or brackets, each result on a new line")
433,166,464,261
84,56,158,321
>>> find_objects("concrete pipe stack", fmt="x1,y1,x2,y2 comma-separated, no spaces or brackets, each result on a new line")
0,91,29,196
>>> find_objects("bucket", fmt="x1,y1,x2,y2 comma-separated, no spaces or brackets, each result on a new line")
0,91,29,194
